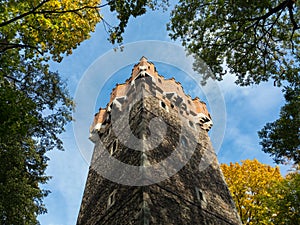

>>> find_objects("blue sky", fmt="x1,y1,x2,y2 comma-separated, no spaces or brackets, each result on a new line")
38,4,287,225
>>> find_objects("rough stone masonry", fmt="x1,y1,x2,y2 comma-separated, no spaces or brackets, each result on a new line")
76,57,242,225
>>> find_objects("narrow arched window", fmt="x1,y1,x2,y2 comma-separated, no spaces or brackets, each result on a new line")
107,190,117,209
160,100,168,111
110,140,118,155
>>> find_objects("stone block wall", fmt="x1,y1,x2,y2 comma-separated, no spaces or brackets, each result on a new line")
77,57,241,225
77,95,241,225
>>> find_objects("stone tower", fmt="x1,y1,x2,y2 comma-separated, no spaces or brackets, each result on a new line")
77,57,241,225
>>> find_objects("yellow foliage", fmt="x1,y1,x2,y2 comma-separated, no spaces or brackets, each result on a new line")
1,0,102,61
221,159,282,225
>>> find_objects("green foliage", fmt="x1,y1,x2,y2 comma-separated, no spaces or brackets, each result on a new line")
106,0,169,44
168,0,300,86
0,62,73,223
108,0,148,44
259,83,300,164
0,80,49,224
266,172,300,225
168,0,300,165
0,0,103,223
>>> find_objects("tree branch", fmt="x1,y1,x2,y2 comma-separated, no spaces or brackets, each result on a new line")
0,1,110,28
244,0,292,33
235,7,284,72
288,1,298,30
36,3,110,15
249,0,291,22
0,0,49,27
288,1,299,52
0,42,43,54
3,75,21,83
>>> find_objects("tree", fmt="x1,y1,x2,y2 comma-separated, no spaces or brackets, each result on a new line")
0,0,99,223
168,0,299,85
0,0,102,63
0,61,74,223
167,0,300,164
263,165,300,225
220,159,283,225
0,80,48,224
259,83,300,164
222,160,300,225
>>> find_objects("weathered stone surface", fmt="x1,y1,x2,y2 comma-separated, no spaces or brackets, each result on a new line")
77,58,241,225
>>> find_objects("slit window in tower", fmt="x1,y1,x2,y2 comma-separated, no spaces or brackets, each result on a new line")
107,190,116,209
195,187,206,203
110,140,118,156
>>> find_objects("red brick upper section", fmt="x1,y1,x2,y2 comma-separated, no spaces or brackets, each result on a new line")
93,109,107,128
92,57,212,130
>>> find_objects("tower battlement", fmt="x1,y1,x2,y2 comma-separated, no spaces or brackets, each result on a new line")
90,57,212,139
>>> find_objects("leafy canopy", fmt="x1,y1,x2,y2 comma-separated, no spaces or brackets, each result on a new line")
222,160,300,225
168,0,300,164
221,159,282,225
259,83,300,164
0,80,49,224
0,62,74,223
0,0,167,55
0,0,103,223
0,0,102,62
168,0,300,86
267,171,300,225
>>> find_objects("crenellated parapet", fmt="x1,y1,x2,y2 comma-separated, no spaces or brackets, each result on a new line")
90,57,213,139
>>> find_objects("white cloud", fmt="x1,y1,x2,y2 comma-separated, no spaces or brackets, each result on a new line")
217,76,287,174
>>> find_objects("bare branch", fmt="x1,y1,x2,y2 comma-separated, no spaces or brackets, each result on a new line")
101,16,113,34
